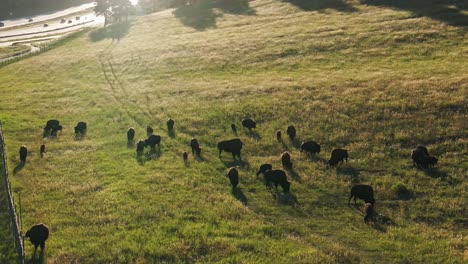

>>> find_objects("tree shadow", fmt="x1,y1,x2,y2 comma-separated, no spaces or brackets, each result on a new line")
282,0,358,12
173,0,218,30
13,162,25,176
232,187,248,206
214,0,256,15
361,0,468,27
89,21,132,42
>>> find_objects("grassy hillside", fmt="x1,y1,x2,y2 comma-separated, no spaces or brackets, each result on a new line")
0,0,466,263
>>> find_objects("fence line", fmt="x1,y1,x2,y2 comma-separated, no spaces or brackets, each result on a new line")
0,121,25,264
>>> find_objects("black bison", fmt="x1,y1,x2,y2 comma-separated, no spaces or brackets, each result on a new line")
411,145,435,169
167,118,175,130
262,169,290,193
281,151,293,170
127,127,135,141
44,119,62,137
227,167,239,189
145,135,161,151
286,125,296,141
256,163,273,176
231,124,237,134
74,121,87,135
276,130,282,141
136,139,145,153
19,145,28,163
146,126,153,136
328,148,348,167
364,203,374,224
25,223,49,253
301,141,321,155
349,185,375,206
217,138,243,159
190,138,201,156
242,118,257,131
40,144,46,158
183,151,188,163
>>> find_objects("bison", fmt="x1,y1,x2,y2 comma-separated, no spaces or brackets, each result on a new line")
217,138,243,159
281,151,293,170
227,167,239,189
231,124,237,134
25,223,49,253
146,126,153,136
145,134,161,151
256,163,273,176
40,144,46,158
74,121,87,136
421,155,438,169
286,125,296,141
262,169,290,193
349,185,375,206
301,141,321,155
167,118,175,130
328,148,348,167
364,203,374,224
411,145,434,168
190,138,201,156
242,118,257,131
183,151,188,163
276,130,282,141
136,139,145,153
127,127,135,141
19,145,28,163
44,119,60,131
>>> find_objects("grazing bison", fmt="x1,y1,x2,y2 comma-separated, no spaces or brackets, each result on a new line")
145,135,161,151
227,167,239,189
74,121,87,135
328,148,348,167
364,203,374,224
19,145,28,163
276,130,282,141
190,138,201,156
231,124,237,134
167,118,175,130
256,163,273,176
44,119,62,137
281,151,293,170
136,139,145,153
183,151,188,163
411,145,435,169
262,169,290,193
25,223,49,253
349,185,375,206
286,125,296,141
146,126,153,136
127,127,135,141
40,144,46,158
217,138,243,159
242,118,257,131
301,141,321,155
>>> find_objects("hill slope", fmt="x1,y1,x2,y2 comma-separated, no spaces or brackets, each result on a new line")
0,0,466,263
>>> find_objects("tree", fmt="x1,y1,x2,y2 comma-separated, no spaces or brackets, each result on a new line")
94,0,134,26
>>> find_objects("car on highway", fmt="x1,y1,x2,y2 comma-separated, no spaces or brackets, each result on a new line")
43,24,49,27
28,18,34,22
0,22,4,27
61,18,66,23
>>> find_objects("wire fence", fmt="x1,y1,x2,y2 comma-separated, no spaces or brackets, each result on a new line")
0,121,25,264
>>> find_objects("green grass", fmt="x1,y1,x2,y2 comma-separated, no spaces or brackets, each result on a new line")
0,45,31,60
0,0,467,263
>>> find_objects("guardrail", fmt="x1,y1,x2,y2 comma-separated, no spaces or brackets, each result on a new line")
0,121,26,264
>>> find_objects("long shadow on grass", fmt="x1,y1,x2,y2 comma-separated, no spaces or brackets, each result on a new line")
214,0,256,15
288,169,302,182
424,167,448,180
89,21,132,42
221,158,250,169
336,165,360,178
13,162,25,176
361,0,468,27
282,0,358,12
232,187,248,206
29,248,45,264
275,192,301,208
127,140,134,149
368,210,397,233
246,130,261,141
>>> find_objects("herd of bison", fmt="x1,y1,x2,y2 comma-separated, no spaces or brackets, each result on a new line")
13,117,439,256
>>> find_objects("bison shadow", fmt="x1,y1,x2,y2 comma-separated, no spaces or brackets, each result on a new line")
247,130,261,141
74,131,87,141
13,162,25,176
281,0,357,12
195,154,205,162
361,0,468,27
136,153,145,165
29,247,46,264
336,165,360,178
42,130,59,139
287,169,302,182
222,158,250,169
275,192,301,208
291,138,302,149
424,167,448,180
127,140,134,149
89,21,131,42
278,138,289,150
232,187,248,206
367,211,397,233
167,129,176,139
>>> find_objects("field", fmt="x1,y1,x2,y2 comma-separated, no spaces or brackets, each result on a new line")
0,0,466,263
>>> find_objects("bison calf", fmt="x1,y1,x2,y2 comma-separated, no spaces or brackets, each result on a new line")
286,125,296,141
19,145,28,163
231,124,237,134
227,167,239,189
127,127,135,142
242,118,257,131
167,118,175,130
146,126,153,136
276,130,282,141
40,144,46,158
25,223,49,253
364,203,374,224
183,151,188,163
349,185,375,206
